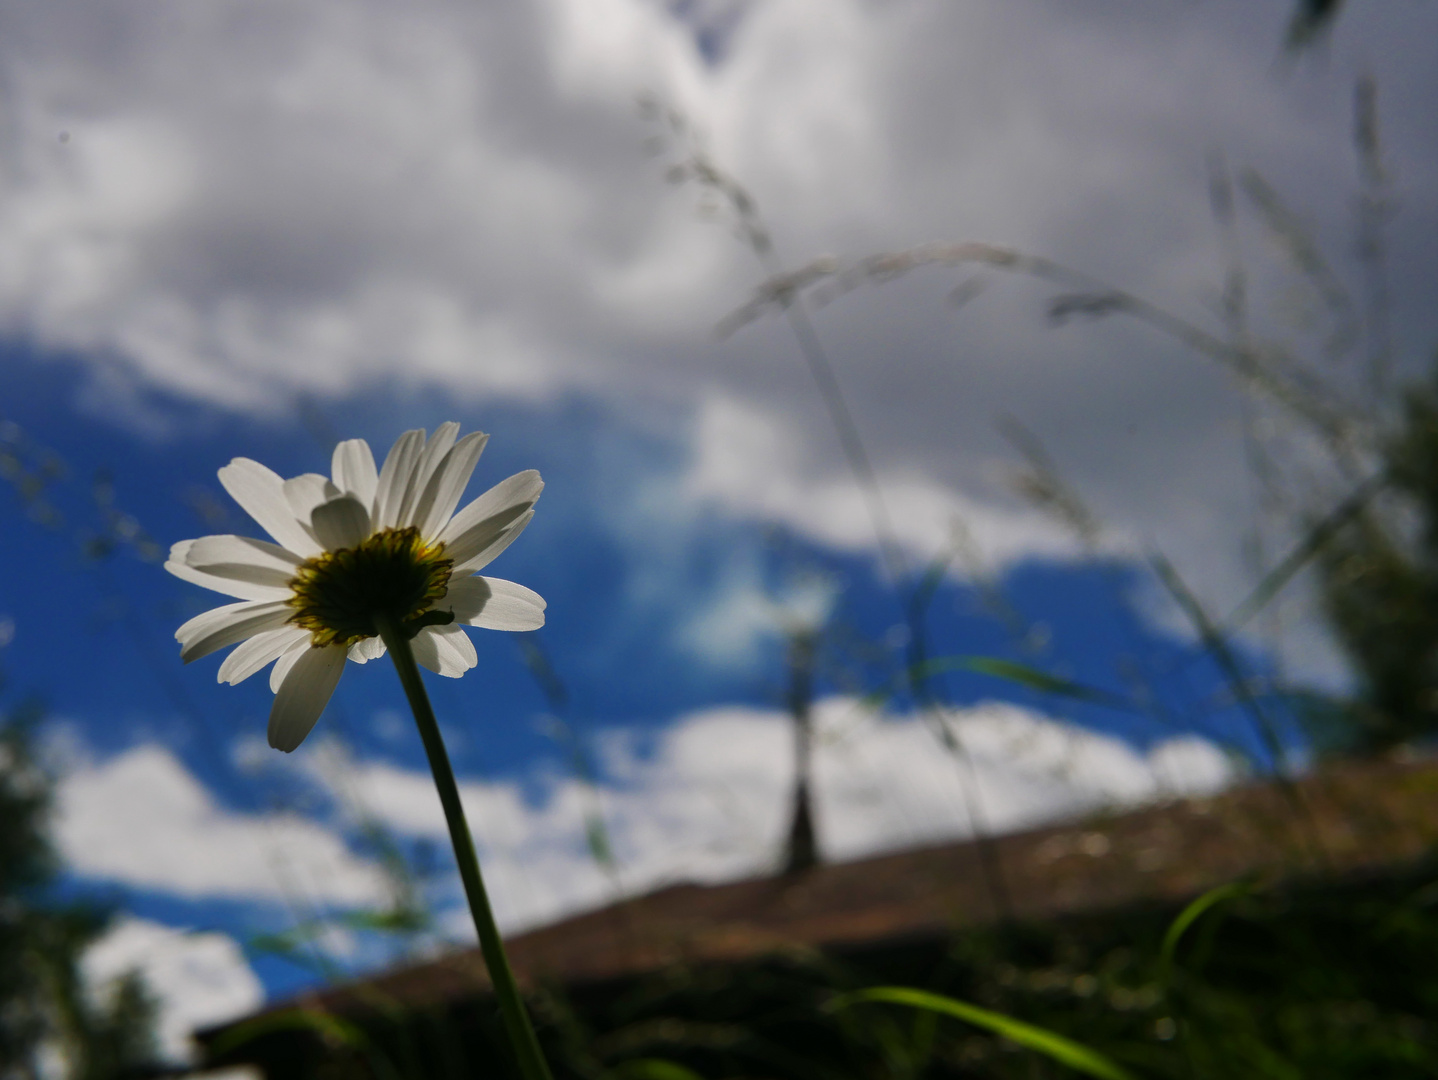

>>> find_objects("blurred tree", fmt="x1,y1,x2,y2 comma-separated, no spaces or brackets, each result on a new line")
0,701,54,1070
0,692,159,1078
1315,363,1438,753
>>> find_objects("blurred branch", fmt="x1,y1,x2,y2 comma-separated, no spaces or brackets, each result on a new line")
650,103,911,594
1353,73,1396,403
1237,168,1359,362
0,415,67,529
731,241,1363,448
999,416,1102,550
519,634,623,891
651,101,1015,919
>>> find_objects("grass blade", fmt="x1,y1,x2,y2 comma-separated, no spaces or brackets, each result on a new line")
832,986,1140,1080
1159,881,1252,986
1149,555,1327,865
913,655,1137,712
1222,471,1385,632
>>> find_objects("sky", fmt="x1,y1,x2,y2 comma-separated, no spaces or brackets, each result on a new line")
1,0,1435,1064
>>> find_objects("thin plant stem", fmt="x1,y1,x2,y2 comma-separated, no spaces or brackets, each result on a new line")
1148,556,1329,869
778,261,1015,919
688,145,1014,919
376,613,554,1080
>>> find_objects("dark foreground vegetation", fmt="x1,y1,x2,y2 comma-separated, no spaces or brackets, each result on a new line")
202,848,1438,1080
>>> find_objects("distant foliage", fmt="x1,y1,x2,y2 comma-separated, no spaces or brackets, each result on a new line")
0,695,159,1078
0,705,54,1068
1316,367,1438,752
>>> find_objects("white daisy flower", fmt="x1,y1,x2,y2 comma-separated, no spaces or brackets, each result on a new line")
166,423,545,752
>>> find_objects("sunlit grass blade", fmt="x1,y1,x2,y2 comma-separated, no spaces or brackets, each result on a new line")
1159,880,1253,986
832,987,1140,1080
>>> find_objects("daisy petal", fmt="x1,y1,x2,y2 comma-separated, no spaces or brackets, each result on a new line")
176,600,293,663
268,644,347,752
443,576,546,631
171,534,299,601
331,439,379,508
435,623,477,672
398,422,460,527
218,627,310,685
270,638,312,693
347,636,387,664
185,535,301,575
166,561,290,603
438,470,543,545
413,431,489,539
374,429,425,530
439,468,542,555
166,543,291,602
310,495,372,551
452,509,533,575
284,473,338,527
218,459,322,557
409,624,474,677
409,630,442,674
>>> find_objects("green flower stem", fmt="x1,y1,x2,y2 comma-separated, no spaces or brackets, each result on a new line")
375,614,553,1080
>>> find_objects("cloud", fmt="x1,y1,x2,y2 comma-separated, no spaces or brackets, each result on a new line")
683,391,1086,569
82,917,264,1064
672,539,840,669
3,1,1431,418
54,743,388,906
5,0,1429,681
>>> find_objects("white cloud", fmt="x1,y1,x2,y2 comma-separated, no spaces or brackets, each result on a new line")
0,1,1429,417
3,0,1434,679
678,581,790,668
83,917,263,1064
54,743,388,906
684,391,1087,569
673,544,839,669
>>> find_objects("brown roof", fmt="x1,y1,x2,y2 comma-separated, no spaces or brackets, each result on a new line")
211,752,1438,1026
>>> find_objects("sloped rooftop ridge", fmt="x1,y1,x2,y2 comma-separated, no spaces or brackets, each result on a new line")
206,751,1438,1027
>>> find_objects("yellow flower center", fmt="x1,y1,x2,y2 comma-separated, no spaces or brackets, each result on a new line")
287,527,454,648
